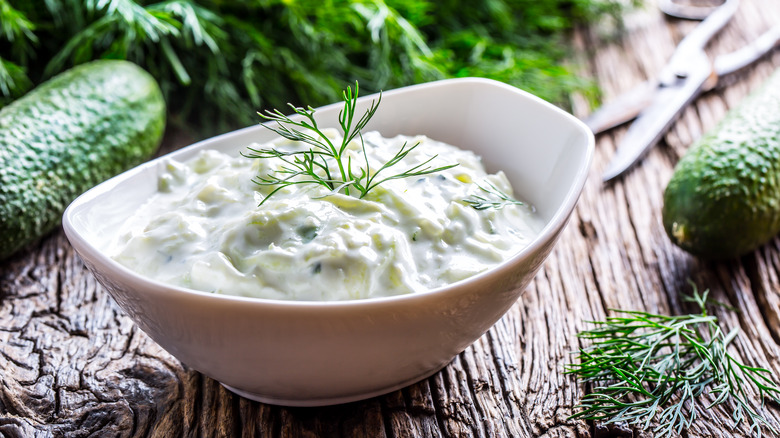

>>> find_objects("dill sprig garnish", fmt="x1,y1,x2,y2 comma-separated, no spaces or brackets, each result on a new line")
463,181,525,210
567,285,780,437
244,82,457,205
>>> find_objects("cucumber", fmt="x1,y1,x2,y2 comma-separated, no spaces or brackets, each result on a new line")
662,69,780,260
0,60,166,259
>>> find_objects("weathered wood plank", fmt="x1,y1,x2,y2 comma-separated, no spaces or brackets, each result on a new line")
3,0,780,436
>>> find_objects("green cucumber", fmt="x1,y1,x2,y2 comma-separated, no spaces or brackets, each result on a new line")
0,60,166,259
662,70,780,260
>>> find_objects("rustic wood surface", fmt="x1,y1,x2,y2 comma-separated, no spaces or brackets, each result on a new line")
3,1,780,436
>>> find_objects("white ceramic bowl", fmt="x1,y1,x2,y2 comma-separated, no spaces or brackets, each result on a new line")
63,78,593,406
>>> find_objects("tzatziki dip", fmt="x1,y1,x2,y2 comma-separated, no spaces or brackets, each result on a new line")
111,129,543,301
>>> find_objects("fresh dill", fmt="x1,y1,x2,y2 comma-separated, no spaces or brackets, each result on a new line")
567,285,780,437
0,0,633,133
463,181,525,210
244,82,457,205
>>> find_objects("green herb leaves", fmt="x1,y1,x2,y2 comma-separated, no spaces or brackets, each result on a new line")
0,0,36,102
245,83,457,205
568,286,780,437
0,0,631,135
463,181,525,210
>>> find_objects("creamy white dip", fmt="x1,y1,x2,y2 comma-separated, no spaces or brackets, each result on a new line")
111,130,543,301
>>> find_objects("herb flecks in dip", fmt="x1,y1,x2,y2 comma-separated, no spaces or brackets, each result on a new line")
111,130,543,301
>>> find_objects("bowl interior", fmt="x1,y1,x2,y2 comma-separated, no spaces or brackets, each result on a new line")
65,77,593,292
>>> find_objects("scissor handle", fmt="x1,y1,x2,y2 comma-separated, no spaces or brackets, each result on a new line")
660,0,739,83
714,23,780,77
659,0,727,20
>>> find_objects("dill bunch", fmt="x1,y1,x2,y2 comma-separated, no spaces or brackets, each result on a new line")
567,286,780,437
0,0,632,136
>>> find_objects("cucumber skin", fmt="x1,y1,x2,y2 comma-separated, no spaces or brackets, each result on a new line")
662,70,780,260
0,60,166,259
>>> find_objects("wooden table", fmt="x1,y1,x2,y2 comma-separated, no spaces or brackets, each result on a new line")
3,1,780,436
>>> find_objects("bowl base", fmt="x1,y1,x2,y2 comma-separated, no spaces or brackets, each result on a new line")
220,365,447,407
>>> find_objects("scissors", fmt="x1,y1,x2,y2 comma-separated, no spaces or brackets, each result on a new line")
586,0,780,182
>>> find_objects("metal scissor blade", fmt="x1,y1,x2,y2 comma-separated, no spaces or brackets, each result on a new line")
602,54,712,182
587,0,737,136
584,80,656,134
587,23,780,136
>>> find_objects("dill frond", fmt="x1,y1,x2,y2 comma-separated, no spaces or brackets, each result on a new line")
244,82,457,205
463,181,525,210
567,285,780,437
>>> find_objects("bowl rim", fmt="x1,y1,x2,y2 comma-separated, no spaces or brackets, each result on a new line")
62,76,594,310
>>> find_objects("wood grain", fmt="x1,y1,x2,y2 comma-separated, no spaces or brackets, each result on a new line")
3,0,780,436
